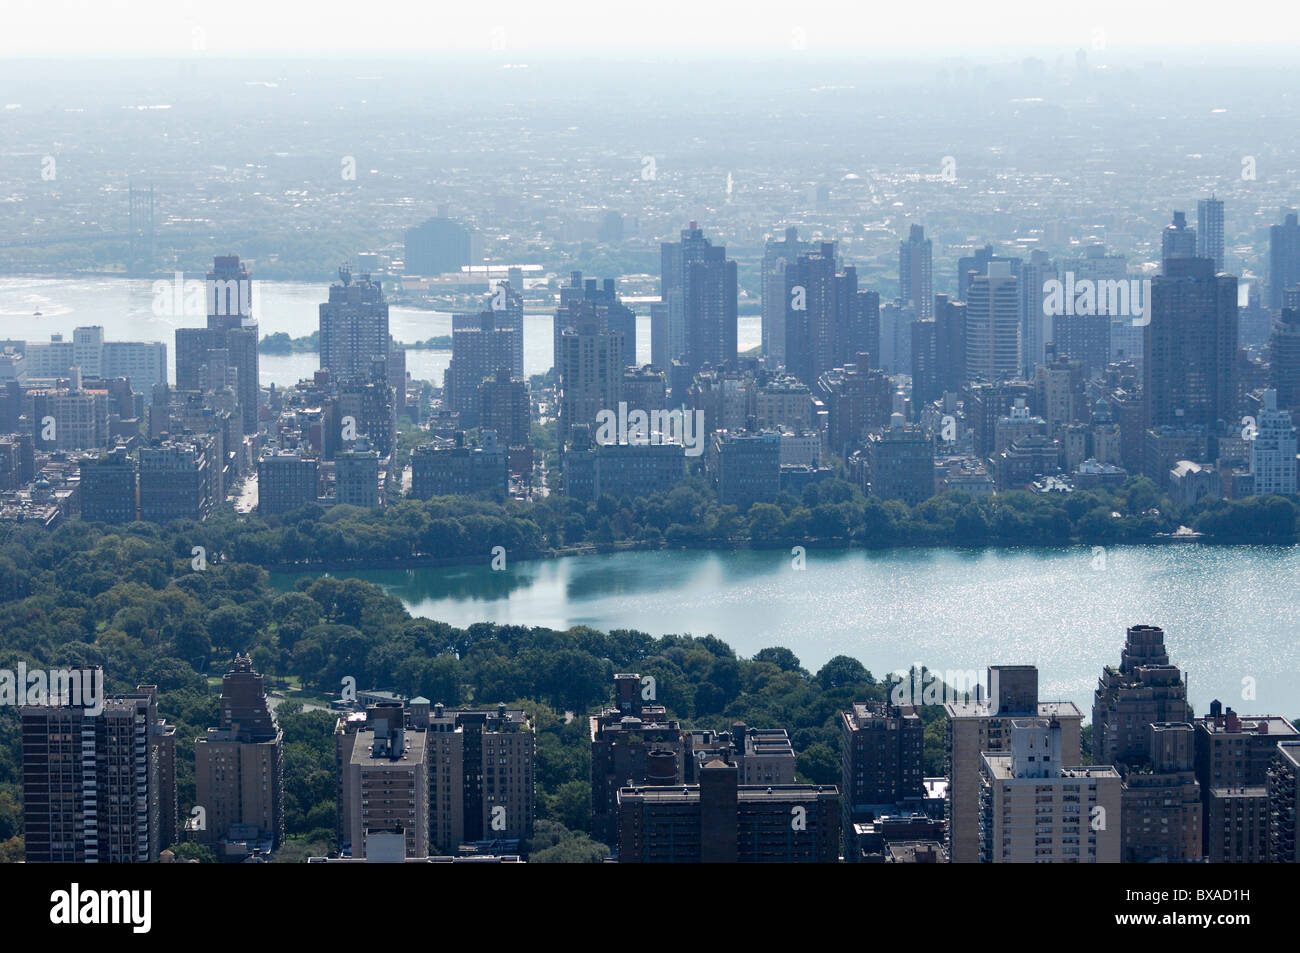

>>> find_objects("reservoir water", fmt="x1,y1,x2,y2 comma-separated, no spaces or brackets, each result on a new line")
273,544,1300,721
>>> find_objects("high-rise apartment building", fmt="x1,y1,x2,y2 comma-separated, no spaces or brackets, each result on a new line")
661,223,737,376
410,431,508,498
1197,195,1225,273
139,435,216,523
447,312,520,428
415,701,534,854
1091,624,1190,768
899,224,934,320
557,306,624,436
338,703,429,859
257,451,318,515
762,227,812,363
617,759,840,863
978,718,1121,863
22,680,177,862
945,665,1083,863
1120,722,1202,863
934,294,967,392
840,701,924,839
79,445,136,522
335,446,380,508
1271,308,1300,414
863,417,935,505
964,262,1020,382
784,243,878,387
1268,211,1300,310
553,273,635,372
1145,251,1238,430
194,656,285,855
1194,702,1298,859
590,673,687,847
319,267,390,384
1268,739,1300,863
1250,389,1297,495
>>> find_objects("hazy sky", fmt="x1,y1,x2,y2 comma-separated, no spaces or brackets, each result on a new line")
2,0,1295,58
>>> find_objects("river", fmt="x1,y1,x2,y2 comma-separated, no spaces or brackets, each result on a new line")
0,275,762,385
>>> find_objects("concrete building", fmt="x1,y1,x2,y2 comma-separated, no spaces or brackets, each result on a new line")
945,665,1083,863
617,759,840,863
590,673,686,848
410,431,508,498
840,701,924,825
1091,624,1190,768
1268,739,1300,863
964,262,1020,382
335,446,380,508
978,718,1121,863
79,445,136,523
257,451,319,515
319,267,390,384
194,656,285,857
712,430,780,509
1119,722,1202,863
1194,702,1298,859
1251,389,1297,495
1206,786,1269,863
139,435,216,523
339,703,429,859
864,416,934,504
416,702,535,854
21,679,177,863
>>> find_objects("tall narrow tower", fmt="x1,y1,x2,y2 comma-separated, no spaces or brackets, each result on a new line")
128,183,155,277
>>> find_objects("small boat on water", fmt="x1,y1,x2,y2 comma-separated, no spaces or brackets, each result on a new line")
33,311,41,316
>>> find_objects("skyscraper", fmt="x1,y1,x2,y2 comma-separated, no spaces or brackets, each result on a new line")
1268,211,1300,309
761,226,811,362
207,255,261,433
1162,210,1197,261
1091,625,1189,768
1020,249,1057,374
660,223,737,375
319,266,391,383
22,679,177,863
899,224,933,320
557,305,624,436
1145,247,1238,430
784,242,877,387
934,294,967,392
1197,195,1225,273
964,262,1020,382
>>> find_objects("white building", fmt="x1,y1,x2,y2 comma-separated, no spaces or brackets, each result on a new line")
1251,389,1298,495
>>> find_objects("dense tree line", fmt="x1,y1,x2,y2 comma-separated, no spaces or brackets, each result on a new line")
190,476,1298,572
0,479,1292,860
0,518,942,860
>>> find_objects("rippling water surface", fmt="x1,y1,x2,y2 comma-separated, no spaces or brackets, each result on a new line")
274,544,1300,718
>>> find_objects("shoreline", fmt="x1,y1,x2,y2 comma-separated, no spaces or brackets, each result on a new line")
259,533,1245,578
